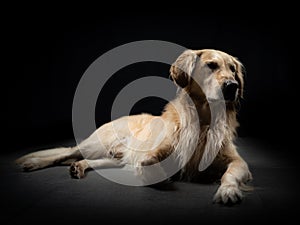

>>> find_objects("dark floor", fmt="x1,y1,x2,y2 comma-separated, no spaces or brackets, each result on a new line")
1,137,299,224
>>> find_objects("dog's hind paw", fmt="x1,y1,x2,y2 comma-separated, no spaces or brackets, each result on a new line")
69,162,85,179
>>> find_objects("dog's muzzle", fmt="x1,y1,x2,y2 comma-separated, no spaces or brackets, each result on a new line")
222,80,239,101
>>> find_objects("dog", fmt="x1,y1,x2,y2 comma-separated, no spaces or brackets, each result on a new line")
15,49,252,204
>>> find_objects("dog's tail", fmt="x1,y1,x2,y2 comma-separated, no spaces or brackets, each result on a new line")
15,147,73,165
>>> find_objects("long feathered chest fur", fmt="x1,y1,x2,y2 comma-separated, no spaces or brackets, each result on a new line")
166,92,237,180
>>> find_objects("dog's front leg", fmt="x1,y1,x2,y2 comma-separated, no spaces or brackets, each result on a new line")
213,144,252,204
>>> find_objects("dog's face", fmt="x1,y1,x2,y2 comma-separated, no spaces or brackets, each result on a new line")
170,49,244,103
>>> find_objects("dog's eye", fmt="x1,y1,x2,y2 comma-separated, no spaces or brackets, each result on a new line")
206,62,218,70
229,65,236,73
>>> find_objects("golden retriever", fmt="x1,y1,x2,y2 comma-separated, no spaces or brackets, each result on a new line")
15,49,252,204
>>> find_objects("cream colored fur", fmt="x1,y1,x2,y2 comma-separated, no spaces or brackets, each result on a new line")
15,49,252,204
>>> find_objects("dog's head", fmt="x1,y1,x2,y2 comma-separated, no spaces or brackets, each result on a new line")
170,49,244,103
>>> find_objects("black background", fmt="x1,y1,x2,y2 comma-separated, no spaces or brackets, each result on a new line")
2,4,299,224
4,5,296,152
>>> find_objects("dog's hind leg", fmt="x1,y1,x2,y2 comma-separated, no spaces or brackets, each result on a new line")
69,158,124,179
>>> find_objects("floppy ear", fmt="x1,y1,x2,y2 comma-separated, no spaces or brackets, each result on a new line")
233,57,245,98
170,50,198,88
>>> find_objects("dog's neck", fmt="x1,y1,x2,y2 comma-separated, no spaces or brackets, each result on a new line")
161,92,201,165
194,100,237,126
162,91,238,176
194,100,211,126
162,90,237,125
162,90,239,175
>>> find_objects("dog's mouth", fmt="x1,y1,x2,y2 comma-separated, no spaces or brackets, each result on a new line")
204,80,239,104
222,80,239,102
223,91,238,102
206,97,237,104
206,97,221,103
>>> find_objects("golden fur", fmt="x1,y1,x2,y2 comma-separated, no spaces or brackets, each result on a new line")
15,49,252,204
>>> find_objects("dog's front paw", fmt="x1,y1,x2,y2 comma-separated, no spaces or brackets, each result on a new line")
213,184,242,204
69,162,85,179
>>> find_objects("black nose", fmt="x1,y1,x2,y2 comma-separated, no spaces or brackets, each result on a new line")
222,80,238,101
